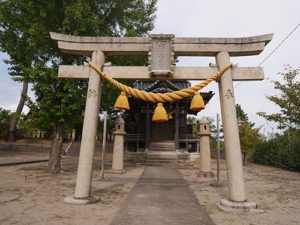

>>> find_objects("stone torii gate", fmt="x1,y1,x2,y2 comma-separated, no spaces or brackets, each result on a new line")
50,32,273,211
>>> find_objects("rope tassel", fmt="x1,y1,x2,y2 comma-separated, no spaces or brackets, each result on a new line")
190,92,205,111
114,92,130,110
152,103,168,122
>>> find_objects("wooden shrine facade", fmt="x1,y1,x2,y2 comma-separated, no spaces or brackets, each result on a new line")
125,80,214,152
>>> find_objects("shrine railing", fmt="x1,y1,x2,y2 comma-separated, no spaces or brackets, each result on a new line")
125,134,146,141
179,134,200,140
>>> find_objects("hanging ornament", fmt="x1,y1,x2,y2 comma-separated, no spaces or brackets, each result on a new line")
190,92,205,111
152,103,168,122
114,92,130,110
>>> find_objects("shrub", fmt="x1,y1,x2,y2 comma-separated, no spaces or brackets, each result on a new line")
252,130,300,172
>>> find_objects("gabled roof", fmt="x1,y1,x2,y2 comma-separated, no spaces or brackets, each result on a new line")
133,80,191,93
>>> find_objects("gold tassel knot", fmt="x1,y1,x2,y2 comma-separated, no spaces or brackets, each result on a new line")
114,92,130,110
190,92,205,111
152,103,168,122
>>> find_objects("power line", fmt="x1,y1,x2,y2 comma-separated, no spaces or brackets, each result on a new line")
209,23,300,104
258,23,300,67
233,23,300,91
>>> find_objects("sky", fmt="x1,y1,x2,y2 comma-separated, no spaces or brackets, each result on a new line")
0,0,300,136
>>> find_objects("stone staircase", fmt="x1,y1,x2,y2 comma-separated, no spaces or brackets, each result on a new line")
149,141,176,151
146,152,178,167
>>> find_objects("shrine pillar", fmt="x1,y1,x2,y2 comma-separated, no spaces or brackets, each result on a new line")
145,104,150,151
174,109,179,151
216,51,246,202
64,50,104,204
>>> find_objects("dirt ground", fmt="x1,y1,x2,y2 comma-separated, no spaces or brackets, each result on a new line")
0,154,299,225
0,157,143,225
179,160,300,225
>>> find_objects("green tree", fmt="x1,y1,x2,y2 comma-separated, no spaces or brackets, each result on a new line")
0,108,13,139
254,66,300,171
257,65,300,129
236,104,262,164
236,104,249,122
0,1,37,141
252,130,300,172
187,116,200,133
0,0,157,173
187,116,224,151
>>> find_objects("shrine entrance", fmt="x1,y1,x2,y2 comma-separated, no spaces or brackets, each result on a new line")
151,120,174,141
50,32,273,211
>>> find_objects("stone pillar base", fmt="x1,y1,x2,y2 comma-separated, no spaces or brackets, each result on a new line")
106,169,126,174
217,199,264,213
197,171,214,178
210,182,225,187
64,196,100,205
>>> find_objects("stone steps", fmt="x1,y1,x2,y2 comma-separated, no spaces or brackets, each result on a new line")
146,152,178,168
149,141,176,151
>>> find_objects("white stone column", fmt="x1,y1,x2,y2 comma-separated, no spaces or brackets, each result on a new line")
216,51,246,202
65,51,104,204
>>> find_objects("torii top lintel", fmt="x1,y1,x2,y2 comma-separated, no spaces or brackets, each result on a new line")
50,32,273,57
50,32,273,81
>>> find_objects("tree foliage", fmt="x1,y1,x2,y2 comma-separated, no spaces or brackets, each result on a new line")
187,115,224,150
236,104,262,164
253,65,300,171
257,65,300,129
0,0,157,173
252,129,300,172
0,108,12,139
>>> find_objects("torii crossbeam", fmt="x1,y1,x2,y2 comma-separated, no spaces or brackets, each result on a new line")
51,32,273,212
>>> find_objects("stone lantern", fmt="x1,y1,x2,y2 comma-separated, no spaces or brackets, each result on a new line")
112,117,126,172
198,117,214,178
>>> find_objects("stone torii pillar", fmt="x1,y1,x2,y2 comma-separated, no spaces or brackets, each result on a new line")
216,52,245,201
50,32,273,210
64,51,104,205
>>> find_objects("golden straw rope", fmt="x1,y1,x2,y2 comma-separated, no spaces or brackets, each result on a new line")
89,62,232,103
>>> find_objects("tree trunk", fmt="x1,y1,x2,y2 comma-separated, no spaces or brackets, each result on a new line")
48,122,64,174
9,81,28,142
243,152,246,166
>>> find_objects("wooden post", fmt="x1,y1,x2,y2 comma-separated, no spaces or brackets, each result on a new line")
175,109,179,151
145,104,150,151
136,122,139,152
71,129,76,140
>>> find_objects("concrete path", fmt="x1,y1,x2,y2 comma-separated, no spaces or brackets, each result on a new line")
110,166,214,225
